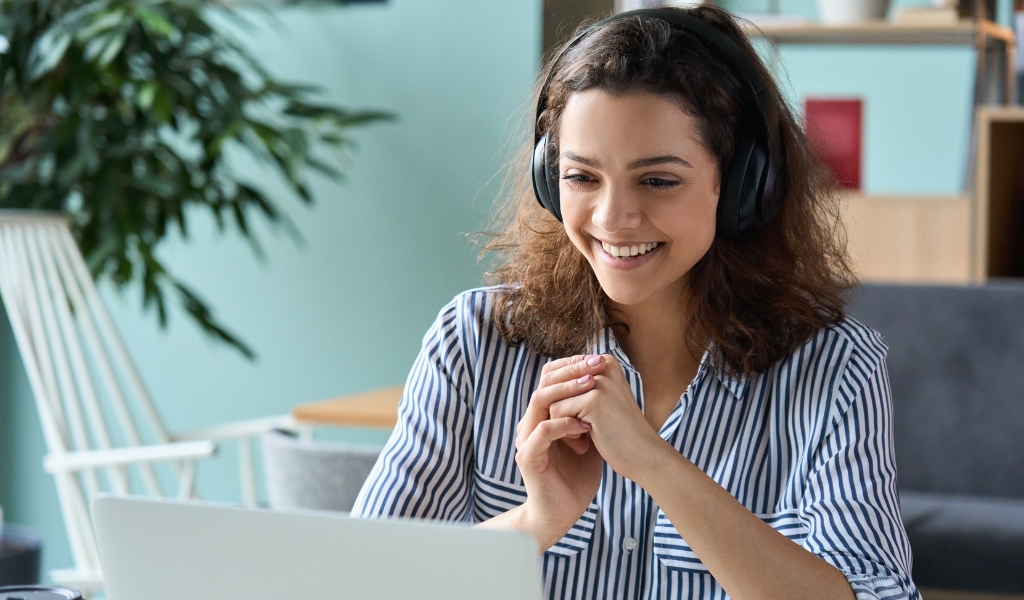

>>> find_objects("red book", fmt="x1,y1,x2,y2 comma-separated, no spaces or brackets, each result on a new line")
803,98,863,190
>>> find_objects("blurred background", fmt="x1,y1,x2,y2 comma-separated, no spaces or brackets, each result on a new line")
1,0,1022,596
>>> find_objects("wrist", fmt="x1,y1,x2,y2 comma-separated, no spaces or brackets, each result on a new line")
628,434,683,490
518,502,571,552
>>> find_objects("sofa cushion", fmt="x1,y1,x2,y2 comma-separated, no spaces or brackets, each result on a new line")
901,491,1024,593
847,282,1024,498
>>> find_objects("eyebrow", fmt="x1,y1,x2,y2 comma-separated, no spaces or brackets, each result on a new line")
560,151,693,170
561,151,597,167
628,155,693,170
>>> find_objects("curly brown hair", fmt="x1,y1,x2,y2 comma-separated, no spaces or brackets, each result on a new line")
483,5,857,376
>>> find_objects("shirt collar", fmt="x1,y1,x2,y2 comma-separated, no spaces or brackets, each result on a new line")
710,355,749,400
588,328,749,401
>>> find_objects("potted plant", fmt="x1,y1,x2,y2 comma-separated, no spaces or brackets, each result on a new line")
0,0,392,357
816,0,892,23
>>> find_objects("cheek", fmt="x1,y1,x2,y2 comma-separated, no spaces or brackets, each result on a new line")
685,184,721,242
560,202,593,254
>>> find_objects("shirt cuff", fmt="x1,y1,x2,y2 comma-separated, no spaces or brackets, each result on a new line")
846,574,921,600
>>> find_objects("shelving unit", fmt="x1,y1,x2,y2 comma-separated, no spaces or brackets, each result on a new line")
974,107,1024,278
843,193,972,283
745,20,1010,45
743,19,1018,283
743,20,1015,104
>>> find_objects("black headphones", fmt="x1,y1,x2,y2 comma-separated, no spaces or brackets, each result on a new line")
531,8,786,239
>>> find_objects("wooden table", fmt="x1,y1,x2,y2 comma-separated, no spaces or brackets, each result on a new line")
292,385,402,428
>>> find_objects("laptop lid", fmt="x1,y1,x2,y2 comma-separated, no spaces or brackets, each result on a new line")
93,496,544,600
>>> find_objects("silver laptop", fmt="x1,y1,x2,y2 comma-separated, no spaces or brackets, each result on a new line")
93,496,544,600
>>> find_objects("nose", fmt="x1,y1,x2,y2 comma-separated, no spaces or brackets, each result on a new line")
592,180,642,233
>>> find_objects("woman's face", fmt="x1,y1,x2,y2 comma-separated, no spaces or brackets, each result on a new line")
558,89,721,309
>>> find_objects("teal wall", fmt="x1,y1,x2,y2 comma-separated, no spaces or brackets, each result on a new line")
0,0,541,580
728,0,1016,194
0,0,999,585
767,43,974,194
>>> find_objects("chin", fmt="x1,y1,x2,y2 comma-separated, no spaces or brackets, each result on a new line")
596,280,659,307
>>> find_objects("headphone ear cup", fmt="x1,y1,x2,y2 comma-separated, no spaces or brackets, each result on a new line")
531,133,562,221
717,131,768,239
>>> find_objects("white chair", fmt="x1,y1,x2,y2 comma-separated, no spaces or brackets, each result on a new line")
0,211,305,594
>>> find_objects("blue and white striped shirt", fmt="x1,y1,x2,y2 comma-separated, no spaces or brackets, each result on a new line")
352,287,919,600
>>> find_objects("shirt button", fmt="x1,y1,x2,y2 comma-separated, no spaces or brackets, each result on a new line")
623,537,639,552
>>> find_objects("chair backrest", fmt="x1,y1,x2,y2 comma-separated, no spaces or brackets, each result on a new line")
261,429,382,513
847,282,1024,499
0,211,178,576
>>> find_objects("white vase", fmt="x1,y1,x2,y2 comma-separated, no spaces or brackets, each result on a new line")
816,0,892,23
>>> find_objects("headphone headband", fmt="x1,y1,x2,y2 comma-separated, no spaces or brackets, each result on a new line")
535,10,769,142
531,8,786,239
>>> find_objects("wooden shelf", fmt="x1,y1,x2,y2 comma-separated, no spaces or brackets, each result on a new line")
742,19,1014,48
975,107,1024,279
743,20,1019,285
841,193,974,284
840,108,1024,286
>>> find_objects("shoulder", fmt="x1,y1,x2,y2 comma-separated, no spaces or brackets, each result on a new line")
776,315,887,374
432,285,511,337
826,315,888,358
773,316,891,428
423,285,519,374
821,315,889,390
759,316,889,410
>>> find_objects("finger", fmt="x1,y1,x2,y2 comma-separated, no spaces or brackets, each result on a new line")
599,354,626,381
516,417,591,471
538,354,606,389
517,417,590,466
562,434,590,455
518,375,595,448
548,392,592,424
539,354,588,379
523,356,604,439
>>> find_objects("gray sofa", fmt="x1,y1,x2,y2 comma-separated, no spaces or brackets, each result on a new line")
847,282,1024,594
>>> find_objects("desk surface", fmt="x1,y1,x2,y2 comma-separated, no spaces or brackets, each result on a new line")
292,385,402,428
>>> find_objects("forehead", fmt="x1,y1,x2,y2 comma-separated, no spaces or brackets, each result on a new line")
557,89,705,157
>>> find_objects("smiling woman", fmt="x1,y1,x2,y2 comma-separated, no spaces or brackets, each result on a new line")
352,6,919,600
557,90,721,310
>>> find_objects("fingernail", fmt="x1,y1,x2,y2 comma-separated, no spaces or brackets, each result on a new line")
576,374,591,384
580,421,592,430
586,355,602,367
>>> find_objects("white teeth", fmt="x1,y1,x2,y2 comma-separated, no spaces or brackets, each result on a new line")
601,241,660,259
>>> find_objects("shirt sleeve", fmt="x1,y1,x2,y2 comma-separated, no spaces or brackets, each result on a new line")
799,345,921,600
350,298,475,523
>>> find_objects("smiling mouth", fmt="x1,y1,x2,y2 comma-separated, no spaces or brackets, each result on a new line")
600,240,662,259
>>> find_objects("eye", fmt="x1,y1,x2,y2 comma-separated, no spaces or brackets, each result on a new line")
561,173,596,189
643,176,681,191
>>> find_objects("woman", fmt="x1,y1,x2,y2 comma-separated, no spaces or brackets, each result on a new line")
353,6,918,600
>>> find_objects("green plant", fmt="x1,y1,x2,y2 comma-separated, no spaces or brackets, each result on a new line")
0,0,392,358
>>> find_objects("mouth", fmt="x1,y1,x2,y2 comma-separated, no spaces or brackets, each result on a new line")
599,240,663,260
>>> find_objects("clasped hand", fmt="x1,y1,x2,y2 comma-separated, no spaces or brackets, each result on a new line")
513,354,663,551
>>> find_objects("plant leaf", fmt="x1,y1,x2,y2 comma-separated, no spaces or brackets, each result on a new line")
27,30,72,79
95,28,127,67
136,8,178,39
1,0,393,360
